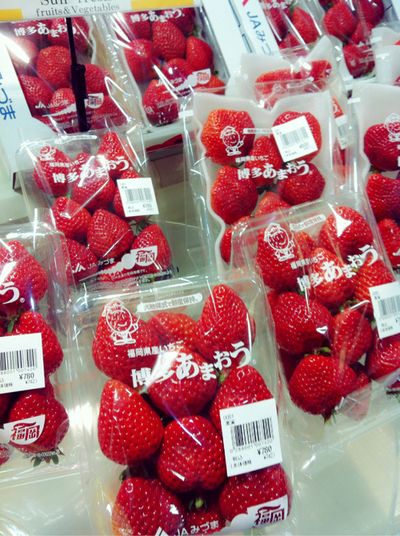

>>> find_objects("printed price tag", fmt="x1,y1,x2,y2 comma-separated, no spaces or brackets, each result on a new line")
336,114,349,150
370,281,400,339
0,333,45,394
272,115,318,163
220,399,282,477
117,177,159,218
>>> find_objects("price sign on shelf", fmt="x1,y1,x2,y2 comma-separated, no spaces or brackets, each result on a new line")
0,0,197,21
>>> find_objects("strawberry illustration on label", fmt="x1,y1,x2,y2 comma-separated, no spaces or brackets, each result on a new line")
103,301,139,346
264,223,295,262
220,126,245,157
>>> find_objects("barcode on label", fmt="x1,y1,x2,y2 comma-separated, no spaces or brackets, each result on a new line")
370,281,400,339
125,188,153,204
376,294,400,318
231,417,273,448
336,115,349,150
272,115,318,163
0,348,37,372
281,126,308,148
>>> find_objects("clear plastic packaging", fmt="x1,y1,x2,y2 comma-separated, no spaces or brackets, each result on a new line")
0,213,82,489
372,22,400,85
352,82,400,273
183,89,342,270
71,273,292,535
103,6,229,130
231,191,400,450
0,16,141,133
16,127,175,286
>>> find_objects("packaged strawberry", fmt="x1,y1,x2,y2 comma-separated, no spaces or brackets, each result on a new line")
0,218,80,486
261,0,323,52
0,16,139,135
318,0,397,85
372,23,400,86
183,89,342,269
231,191,400,437
71,274,292,535
352,83,400,273
16,128,175,286
104,7,228,129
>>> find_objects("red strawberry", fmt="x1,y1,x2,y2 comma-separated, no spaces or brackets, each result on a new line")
318,206,373,259
201,110,255,166
366,334,400,389
132,224,172,275
33,145,72,196
90,96,127,129
0,240,48,314
343,44,374,78
92,302,159,385
357,0,384,25
291,7,319,44
142,80,179,126
85,63,109,95
364,123,400,171
209,365,273,431
354,259,394,316
147,312,197,349
48,87,76,124
255,228,314,292
350,21,374,44
289,354,357,416
273,111,322,162
12,312,63,375
87,209,134,260
278,163,325,205
157,416,226,492
63,238,98,284
184,497,224,535
152,20,186,61
244,135,283,189
378,219,400,269
112,478,184,536
97,131,133,179
254,69,294,106
118,12,152,40
8,38,38,73
124,39,158,83
366,173,400,221
345,362,372,420
196,75,225,95
0,393,11,421
165,7,195,35
186,36,214,71
273,292,332,355
8,388,69,453
265,6,290,40
36,46,71,89
219,216,251,264
48,17,89,53
280,33,303,50
219,465,290,522
309,247,356,309
211,166,258,225
98,379,163,465
19,75,52,115
323,2,357,41
255,192,290,218
71,161,116,212
161,58,194,95
52,197,91,243
148,346,218,417
332,307,373,364
298,60,332,83
195,284,255,363
0,445,11,466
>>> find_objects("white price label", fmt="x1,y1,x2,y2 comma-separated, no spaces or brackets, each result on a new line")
220,399,282,477
0,333,45,394
370,281,400,339
272,115,318,163
336,114,349,150
117,177,159,218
